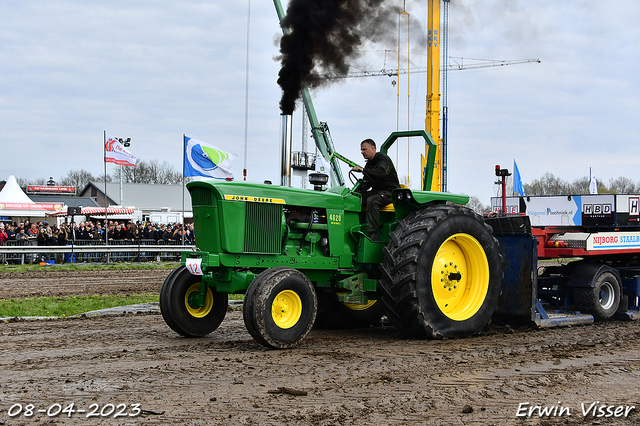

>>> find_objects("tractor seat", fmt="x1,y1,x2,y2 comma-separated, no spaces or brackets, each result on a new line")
371,185,407,212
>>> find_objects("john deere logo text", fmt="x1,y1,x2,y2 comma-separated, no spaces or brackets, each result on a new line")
224,195,285,204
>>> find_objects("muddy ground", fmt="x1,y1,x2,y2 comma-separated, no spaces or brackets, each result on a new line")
0,267,639,425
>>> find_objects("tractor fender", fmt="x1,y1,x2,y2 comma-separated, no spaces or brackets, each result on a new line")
568,263,621,288
391,187,469,220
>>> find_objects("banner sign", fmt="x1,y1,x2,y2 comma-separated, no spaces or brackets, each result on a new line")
27,186,76,194
0,203,64,211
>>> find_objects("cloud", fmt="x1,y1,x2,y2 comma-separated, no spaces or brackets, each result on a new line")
0,0,638,205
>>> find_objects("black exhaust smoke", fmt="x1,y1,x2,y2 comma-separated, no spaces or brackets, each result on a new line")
277,0,407,115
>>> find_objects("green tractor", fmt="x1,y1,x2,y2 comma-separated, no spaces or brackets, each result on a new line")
160,129,503,349
159,0,502,349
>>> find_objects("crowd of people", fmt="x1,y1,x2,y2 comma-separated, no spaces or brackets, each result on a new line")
0,220,195,246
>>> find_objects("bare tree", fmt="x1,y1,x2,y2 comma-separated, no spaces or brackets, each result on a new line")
95,173,113,183
60,169,97,193
15,177,30,189
524,172,570,195
118,160,182,184
609,177,638,194
467,195,490,215
566,176,591,195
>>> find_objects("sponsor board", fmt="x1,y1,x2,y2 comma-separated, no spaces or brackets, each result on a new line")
587,232,640,251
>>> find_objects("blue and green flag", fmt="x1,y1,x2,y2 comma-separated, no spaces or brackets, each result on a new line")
184,136,236,179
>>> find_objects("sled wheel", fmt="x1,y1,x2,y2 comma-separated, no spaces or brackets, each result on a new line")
160,266,228,337
243,267,317,349
314,291,385,329
574,271,621,321
380,204,502,339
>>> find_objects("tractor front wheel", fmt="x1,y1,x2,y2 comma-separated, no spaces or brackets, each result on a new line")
160,266,228,337
243,267,317,349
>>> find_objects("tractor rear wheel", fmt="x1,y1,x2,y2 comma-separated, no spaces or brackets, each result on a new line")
574,271,621,321
243,267,317,349
160,266,228,337
380,204,502,339
314,291,385,329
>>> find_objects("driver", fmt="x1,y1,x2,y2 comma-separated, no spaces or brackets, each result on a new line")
351,138,400,241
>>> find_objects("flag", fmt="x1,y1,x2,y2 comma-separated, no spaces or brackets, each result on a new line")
105,133,137,166
513,160,525,196
589,168,598,194
315,154,331,175
184,136,236,179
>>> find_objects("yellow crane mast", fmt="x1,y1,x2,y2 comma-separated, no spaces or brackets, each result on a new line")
424,0,441,191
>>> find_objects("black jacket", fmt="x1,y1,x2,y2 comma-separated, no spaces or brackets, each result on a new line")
363,152,400,192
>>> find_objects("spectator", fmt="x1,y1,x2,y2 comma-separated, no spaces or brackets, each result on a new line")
57,224,69,245
15,228,29,241
184,224,195,245
109,224,124,241
171,227,184,244
15,222,25,233
143,223,152,239
149,225,159,242
52,226,60,245
0,224,8,245
122,222,133,241
94,223,104,240
5,224,16,240
27,223,39,238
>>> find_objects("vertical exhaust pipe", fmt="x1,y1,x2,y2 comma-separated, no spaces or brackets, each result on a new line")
280,114,293,187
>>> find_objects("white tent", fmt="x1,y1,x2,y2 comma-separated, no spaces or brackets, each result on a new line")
0,175,55,219
0,175,34,204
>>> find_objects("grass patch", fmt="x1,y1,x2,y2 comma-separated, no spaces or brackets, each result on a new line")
0,294,159,318
0,262,179,273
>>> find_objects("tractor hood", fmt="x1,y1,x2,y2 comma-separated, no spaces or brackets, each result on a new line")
187,180,361,212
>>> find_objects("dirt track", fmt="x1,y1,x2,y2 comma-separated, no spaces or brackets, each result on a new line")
1,268,639,425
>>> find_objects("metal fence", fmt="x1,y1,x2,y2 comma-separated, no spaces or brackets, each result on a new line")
0,239,195,264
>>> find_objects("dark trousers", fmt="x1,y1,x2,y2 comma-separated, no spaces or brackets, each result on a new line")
362,190,393,235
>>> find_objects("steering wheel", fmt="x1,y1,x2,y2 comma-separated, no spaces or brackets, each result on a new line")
349,169,361,186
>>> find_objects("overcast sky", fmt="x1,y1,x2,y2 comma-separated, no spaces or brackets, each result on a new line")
1,0,638,204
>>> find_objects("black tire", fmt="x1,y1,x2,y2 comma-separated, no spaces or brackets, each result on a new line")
314,291,386,329
380,204,502,339
574,271,621,321
243,267,317,349
159,266,228,337
159,267,187,333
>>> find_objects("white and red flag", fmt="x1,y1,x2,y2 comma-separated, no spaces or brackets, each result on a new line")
105,133,137,166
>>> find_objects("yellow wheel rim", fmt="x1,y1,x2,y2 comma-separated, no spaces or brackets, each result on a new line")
185,283,214,318
272,290,302,329
337,293,378,311
431,233,489,321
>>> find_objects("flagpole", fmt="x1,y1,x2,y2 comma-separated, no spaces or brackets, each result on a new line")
513,159,515,196
182,134,186,246
103,131,109,246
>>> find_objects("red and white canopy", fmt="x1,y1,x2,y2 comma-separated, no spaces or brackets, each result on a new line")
81,207,135,215
47,207,135,216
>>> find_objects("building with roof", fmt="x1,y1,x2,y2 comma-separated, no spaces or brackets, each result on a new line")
79,181,192,221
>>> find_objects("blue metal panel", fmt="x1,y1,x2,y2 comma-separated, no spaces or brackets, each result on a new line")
494,232,537,321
